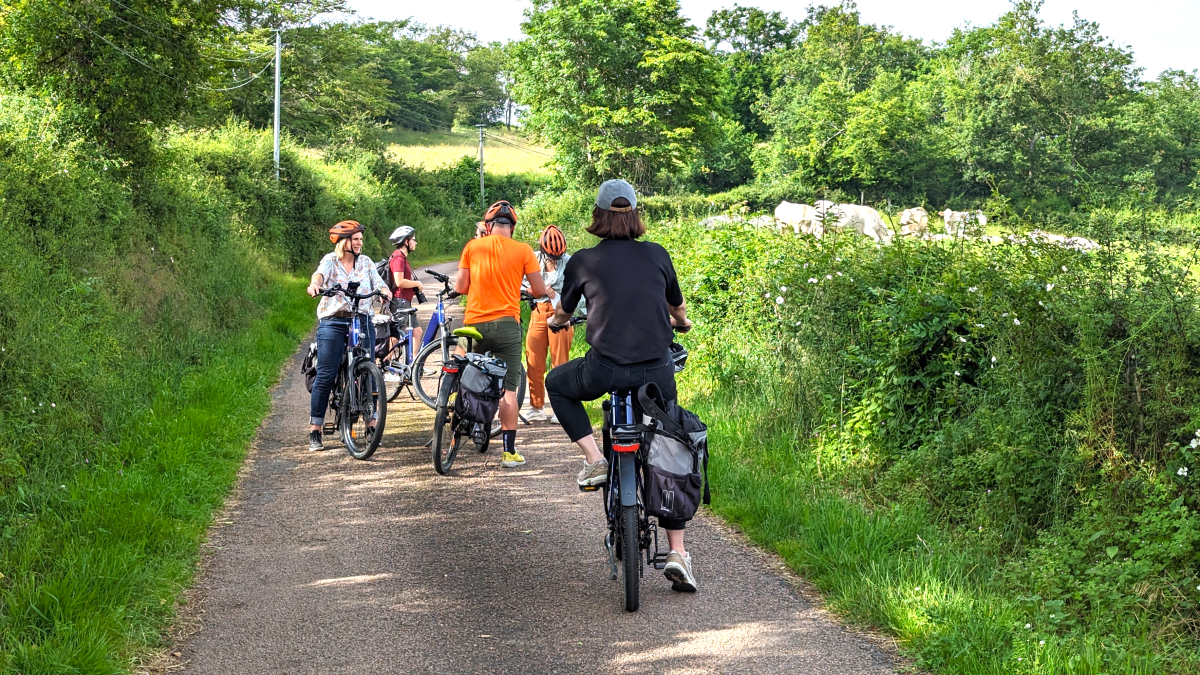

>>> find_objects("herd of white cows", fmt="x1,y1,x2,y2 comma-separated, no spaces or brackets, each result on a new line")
699,201,1098,251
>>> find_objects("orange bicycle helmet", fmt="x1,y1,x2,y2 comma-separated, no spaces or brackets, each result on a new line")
329,220,365,243
483,200,518,229
539,225,567,258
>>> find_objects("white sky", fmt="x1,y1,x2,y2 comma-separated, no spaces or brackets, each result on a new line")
344,0,1197,78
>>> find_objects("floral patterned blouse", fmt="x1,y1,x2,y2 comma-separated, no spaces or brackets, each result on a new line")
314,252,388,319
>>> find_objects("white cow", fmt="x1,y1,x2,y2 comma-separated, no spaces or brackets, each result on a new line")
898,207,930,236
774,201,821,236
699,214,742,229
829,203,893,244
942,209,987,236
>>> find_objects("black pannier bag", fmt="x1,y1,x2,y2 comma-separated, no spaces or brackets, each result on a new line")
455,353,507,426
301,342,318,393
636,382,710,522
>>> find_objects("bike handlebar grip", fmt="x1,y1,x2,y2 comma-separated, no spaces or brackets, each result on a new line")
446,290,461,300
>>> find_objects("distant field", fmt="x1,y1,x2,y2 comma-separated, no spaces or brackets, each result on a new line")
383,127,553,175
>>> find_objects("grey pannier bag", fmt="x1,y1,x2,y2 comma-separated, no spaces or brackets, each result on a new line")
637,382,709,522
456,353,507,425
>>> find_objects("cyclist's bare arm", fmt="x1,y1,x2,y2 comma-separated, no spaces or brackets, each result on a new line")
393,270,423,291
668,300,692,331
526,272,549,299
307,273,325,297
454,268,470,295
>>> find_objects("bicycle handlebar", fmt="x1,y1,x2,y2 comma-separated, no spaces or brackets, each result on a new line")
548,316,690,334
318,285,385,301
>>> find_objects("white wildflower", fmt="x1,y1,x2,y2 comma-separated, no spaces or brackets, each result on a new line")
1025,624,1031,629
968,286,978,292
991,356,998,363
1190,438,1198,448
780,286,787,292
1178,467,1189,477
808,278,818,284
776,296,784,305
1014,318,1021,325
1002,313,1009,317
976,323,985,328
959,336,967,343
1038,301,1045,307
955,371,961,377
1047,283,1055,291
1040,640,1045,645
1062,266,1068,272
825,274,833,280
836,271,843,276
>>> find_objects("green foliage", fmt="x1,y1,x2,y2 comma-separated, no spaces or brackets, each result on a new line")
704,4,799,138
0,92,505,669
513,0,723,186
662,212,1200,671
0,0,239,156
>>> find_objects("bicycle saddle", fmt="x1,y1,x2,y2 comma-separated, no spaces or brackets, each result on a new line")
452,326,484,341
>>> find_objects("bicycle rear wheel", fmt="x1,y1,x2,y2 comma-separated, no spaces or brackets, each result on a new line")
382,358,407,403
343,360,386,460
413,339,449,409
620,504,640,612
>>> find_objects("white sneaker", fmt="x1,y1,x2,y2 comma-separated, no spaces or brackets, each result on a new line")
549,413,560,424
664,550,697,592
523,406,547,421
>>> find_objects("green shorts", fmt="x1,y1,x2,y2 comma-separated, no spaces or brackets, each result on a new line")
468,316,524,392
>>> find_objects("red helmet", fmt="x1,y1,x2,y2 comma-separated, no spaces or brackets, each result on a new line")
483,200,517,229
539,225,567,257
329,220,364,244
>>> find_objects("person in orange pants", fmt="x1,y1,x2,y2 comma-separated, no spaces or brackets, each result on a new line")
523,225,581,422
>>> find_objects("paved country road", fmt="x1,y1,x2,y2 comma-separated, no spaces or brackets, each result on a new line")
171,261,900,674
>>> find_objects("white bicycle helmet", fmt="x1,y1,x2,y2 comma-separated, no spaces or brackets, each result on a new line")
389,225,415,246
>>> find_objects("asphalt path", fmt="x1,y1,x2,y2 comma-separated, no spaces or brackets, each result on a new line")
172,260,899,674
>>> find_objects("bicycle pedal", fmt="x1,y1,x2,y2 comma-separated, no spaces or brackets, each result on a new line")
578,484,600,492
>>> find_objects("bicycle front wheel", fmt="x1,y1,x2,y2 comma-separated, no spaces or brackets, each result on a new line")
432,400,463,474
343,360,386,460
620,504,640,612
413,339,450,409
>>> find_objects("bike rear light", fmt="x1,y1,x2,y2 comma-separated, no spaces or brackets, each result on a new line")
612,442,639,453
442,364,460,374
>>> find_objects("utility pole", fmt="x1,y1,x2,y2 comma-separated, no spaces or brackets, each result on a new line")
273,31,282,182
476,123,486,207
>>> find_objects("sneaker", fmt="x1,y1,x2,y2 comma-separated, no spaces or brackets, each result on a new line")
523,406,547,422
549,413,560,424
663,550,697,592
577,458,609,487
501,450,526,467
308,430,325,451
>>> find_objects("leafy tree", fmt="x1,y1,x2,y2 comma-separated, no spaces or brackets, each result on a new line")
1130,70,1200,204
759,4,933,200
513,0,722,186
0,0,244,156
704,4,798,138
936,0,1142,212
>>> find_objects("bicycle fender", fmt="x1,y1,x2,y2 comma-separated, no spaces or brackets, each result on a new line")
617,453,639,507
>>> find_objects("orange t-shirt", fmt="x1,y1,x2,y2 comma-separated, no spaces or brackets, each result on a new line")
459,234,539,324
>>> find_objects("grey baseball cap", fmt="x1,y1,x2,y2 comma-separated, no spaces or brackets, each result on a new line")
595,179,637,212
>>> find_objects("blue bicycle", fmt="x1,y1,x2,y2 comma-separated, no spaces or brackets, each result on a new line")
409,270,461,408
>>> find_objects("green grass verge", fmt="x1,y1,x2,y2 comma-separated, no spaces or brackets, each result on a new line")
1,275,313,673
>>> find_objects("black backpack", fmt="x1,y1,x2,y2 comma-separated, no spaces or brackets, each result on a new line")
455,353,507,426
637,382,710,522
374,251,405,294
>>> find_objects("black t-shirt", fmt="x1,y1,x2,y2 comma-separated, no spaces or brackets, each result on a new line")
560,239,684,364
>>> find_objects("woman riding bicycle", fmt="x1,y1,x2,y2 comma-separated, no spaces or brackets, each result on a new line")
305,221,392,451
545,179,698,592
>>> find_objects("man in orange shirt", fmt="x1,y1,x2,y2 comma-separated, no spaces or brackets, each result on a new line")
456,200,548,467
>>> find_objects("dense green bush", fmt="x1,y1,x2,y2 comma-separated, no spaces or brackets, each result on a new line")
662,220,1200,671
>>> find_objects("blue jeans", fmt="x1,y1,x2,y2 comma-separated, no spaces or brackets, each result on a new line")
310,317,376,426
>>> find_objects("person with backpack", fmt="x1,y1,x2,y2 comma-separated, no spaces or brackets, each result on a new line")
521,225,582,423
378,226,425,357
544,179,699,592
455,200,550,468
